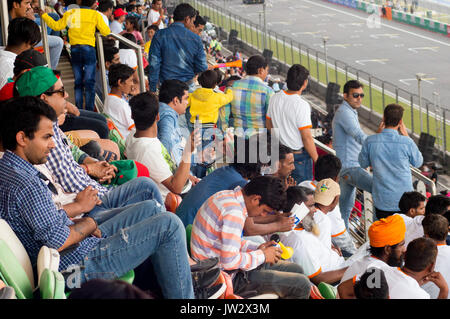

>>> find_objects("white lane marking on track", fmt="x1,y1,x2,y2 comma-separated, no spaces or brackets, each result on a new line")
408,47,440,53
301,0,450,47
369,33,400,39
399,78,436,85
355,59,389,65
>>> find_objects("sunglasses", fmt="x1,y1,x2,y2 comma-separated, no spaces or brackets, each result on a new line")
45,87,66,97
352,93,365,98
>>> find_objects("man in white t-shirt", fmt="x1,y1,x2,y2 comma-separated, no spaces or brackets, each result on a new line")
280,186,350,285
103,63,135,139
266,64,318,184
421,214,450,299
110,8,127,34
126,92,197,204
147,0,165,29
97,0,114,27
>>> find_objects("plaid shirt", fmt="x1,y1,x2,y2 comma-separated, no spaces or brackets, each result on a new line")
0,151,101,271
191,186,265,271
46,122,109,197
229,76,274,130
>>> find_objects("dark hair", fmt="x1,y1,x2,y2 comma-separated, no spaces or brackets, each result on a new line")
283,186,314,213
198,70,218,89
147,25,159,33
127,4,136,11
68,279,153,299
425,194,450,216
7,17,41,47
243,176,286,211
286,64,309,91
104,45,119,63
245,55,268,75
279,144,293,161
119,33,137,49
404,237,437,272
173,3,197,22
152,0,162,4
97,0,114,12
316,134,332,145
108,63,135,88
7,0,23,12
13,49,47,76
354,267,389,299
398,191,426,215
194,15,206,27
422,214,449,241
129,92,159,130
158,79,189,104
0,96,57,151
101,36,116,48
125,16,139,31
383,103,404,127
343,80,363,95
314,154,341,181
81,0,97,7
231,133,269,180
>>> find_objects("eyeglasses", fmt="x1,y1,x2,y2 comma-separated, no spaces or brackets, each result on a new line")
44,87,65,97
352,93,365,98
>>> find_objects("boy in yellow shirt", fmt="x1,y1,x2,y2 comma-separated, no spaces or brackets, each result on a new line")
188,69,233,178
40,0,110,111
144,25,159,57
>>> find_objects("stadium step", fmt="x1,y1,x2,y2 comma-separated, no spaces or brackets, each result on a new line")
57,51,75,105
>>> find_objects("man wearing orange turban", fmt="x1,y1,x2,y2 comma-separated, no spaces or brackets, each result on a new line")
337,215,407,298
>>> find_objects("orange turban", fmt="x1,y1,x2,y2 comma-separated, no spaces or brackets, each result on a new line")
368,215,406,248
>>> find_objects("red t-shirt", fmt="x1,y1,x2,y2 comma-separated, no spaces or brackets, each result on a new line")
0,81,15,101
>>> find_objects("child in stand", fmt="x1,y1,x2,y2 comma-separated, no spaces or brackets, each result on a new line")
144,24,159,57
188,69,233,177
103,63,136,139
121,16,144,46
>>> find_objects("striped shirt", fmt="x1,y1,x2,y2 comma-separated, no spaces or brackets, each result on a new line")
46,122,109,197
191,186,265,271
230,76,274,130
0,151,101,271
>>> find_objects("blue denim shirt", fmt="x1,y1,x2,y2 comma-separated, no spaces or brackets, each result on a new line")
332,101,368,169
359,128,423,211
157,102,184,165
148,22,208,92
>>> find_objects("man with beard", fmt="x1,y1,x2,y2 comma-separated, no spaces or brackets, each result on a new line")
279,186,350,285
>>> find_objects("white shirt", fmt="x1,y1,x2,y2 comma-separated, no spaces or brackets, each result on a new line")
125,132,191,201
103,94,134,139
99,12,110,27
281,228,348,278
385,267,431,299
314,209,332,249
119,48,138,69
341,254,391,283
421,244,450,299
0,49,17,89
266,90,312,151
397,213,424,246
110,20,123,34
147,9,164,29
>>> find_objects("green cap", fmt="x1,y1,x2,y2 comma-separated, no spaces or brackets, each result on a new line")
15,66,58,97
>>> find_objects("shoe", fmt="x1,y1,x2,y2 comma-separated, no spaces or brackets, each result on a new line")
190,257,219,272
192,267,221,290
195,283,226,299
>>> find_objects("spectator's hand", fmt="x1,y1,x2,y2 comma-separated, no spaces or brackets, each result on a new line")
376,120,385,133
86,161,118,184
261,244,282,265
75,186,102,212
399,121,409,136
66,102,80,116
38,8,45,16
91,227,102,238
188,175,200,186
331,245,342,257
286,176,296,188
422,271,448,290
276,215,295,232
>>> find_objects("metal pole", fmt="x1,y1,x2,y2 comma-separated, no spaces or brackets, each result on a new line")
39,0,52,68
410,95,415,134
316,51,320,83
263,2,267,50
323,36,329,84
0,0,8,46
416,73,424,133
433,92,440,149
96,33,108,103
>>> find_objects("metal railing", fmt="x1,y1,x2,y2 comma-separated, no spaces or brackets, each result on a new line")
187,0,450,164
95,32,146,112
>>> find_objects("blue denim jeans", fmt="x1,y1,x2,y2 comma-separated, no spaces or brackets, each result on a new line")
339,167,373,230
80,199,194,299
88,177,163,224
291,151,313,184
71,45,97,111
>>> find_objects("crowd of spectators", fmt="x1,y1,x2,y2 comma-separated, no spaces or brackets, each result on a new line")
0,0,449,301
